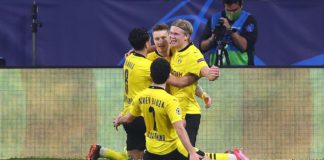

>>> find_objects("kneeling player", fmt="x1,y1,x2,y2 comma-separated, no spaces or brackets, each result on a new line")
114,58,204,160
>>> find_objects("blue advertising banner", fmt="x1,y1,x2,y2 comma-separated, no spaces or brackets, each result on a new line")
0,0,323,67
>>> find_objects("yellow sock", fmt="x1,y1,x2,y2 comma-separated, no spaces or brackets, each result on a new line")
205,153,217,160
100,148,128,160
205,153,236,160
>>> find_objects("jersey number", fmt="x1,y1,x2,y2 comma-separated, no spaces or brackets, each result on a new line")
149,106,157,131
124,69,129,94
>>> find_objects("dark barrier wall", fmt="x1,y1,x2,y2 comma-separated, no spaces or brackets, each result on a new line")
0,0,323,67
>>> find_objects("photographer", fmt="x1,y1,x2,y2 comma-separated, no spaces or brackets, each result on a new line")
200,0,257,66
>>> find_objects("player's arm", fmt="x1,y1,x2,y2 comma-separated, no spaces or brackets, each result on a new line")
113,113,136,130
200,65,220,81
114,98,141,130
173,121,202,160
167,73,199,87
195,85,212,108
190,54,220,81
117,113,136,124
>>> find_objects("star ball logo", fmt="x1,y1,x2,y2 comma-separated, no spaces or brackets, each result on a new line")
176,107,181,115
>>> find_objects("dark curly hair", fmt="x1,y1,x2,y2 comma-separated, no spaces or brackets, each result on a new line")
150,58,170,84
128,28,150,50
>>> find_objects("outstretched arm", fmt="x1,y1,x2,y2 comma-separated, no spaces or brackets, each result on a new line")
200,65,220,81
113,113,136,130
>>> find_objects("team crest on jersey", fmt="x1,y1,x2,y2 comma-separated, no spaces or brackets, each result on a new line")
176,107,181,115
177,58,182,64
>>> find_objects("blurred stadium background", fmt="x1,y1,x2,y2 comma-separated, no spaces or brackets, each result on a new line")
0,68,323,159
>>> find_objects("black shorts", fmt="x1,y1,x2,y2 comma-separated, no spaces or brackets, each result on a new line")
123,116,146,151
185,114,201,146
144,149,205,160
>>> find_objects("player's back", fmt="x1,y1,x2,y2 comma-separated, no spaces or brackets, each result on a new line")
123,53,152,114
132,86,183,155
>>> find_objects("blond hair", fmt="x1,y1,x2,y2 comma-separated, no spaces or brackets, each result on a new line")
171,19,193,37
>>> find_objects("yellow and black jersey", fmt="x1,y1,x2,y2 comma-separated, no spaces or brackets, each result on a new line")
147,48,176,93
122,53,152,115
146,50,172,62
129,86,183,155
169,43,208,117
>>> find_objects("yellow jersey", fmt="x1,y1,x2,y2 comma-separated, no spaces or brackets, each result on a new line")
146,50,171,62
169,43,208,117
129,86,183,155
147,49,176,93
122,53,152,115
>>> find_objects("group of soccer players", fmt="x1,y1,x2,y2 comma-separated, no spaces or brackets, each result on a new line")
86,19,249,160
